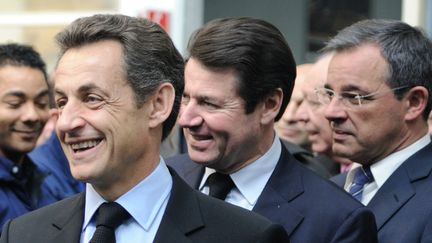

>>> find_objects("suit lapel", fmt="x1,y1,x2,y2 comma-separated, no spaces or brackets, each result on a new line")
168,154,204,189
253,145,304,236
48,193,85,243
181,162,205,189
367,172,414,230
367,142,432,230
154,168,204,243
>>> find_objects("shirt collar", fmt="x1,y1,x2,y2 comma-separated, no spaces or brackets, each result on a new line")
345,134,431,189
83,158,172,232
370,134,430,188
199,135,281,206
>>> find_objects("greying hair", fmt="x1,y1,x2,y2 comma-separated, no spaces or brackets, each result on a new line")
323,19,432,119
56,14,184,140
187,17,296,121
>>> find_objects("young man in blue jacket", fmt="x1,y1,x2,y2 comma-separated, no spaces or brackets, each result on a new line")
0,43,57,228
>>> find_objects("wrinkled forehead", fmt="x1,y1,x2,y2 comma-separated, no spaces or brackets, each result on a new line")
326,45,389,91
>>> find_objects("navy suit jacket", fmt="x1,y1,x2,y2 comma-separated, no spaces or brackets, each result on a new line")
166,144,378,243
331,142,432,243
0,169,290,243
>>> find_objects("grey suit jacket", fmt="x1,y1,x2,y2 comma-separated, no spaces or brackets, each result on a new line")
167,144,378,243
331,142,432,243
0,169,290,243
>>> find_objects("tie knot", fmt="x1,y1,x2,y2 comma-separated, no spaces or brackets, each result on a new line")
207,172,234,200
95,202,131,229
352,166,374,186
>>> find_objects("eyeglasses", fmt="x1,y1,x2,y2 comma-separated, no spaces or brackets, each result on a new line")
314,85,409,108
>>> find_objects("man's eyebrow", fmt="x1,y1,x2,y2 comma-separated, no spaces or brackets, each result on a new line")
77,83,104,94
324,83,332,89
3,91,26,98
54,88,65,97
196,94,218,102
323,83,364,92
341,84,364,92
54,83,109,96
35,89,50,99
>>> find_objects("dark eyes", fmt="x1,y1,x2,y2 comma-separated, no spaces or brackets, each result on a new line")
180,94,219,109
35,100,49,109
84,95,103,104
4,100,21,108
340,93,363,104
4,99,48,109
55,94,104,110
202,100,218,108
181,94,190,105
55,98,67,109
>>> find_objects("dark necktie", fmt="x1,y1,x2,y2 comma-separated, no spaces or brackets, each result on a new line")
89,202,131,243
207,172,235,200
348,166,374,201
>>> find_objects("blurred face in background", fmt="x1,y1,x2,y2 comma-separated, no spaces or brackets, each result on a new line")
294,55,333,154
0,65,49,158
275,64,312,147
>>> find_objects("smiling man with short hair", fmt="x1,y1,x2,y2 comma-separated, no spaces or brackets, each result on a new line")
0,43,55,228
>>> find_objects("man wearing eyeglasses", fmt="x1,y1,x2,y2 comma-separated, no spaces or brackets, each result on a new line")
322,19,432,243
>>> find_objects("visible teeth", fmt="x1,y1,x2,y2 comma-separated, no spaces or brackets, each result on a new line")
71,140,99,150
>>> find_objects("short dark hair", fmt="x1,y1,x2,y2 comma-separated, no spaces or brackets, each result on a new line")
0,43,48,82
186,17,296,121
55,14,184,140
323,19,432,120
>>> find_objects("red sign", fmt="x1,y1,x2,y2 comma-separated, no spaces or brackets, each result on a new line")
146,10,170,33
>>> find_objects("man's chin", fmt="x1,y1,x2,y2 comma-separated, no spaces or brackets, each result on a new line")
332,145,355,160
188,150,219,166
11,146,35,154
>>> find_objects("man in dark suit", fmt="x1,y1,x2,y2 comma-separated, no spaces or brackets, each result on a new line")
321,19,432,243
0,14,290,243
167,17,377,243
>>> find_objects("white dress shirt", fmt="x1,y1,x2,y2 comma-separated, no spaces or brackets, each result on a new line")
199,135,281,210
344,134,431,205
81,158,172,243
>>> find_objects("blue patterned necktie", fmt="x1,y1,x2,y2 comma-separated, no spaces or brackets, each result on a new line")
348,166,374,201
89,202,131,243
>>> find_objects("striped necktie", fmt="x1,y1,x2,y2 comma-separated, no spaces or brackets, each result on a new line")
348,166,374,201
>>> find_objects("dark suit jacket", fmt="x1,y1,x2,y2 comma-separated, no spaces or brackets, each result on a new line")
331,142,432,243
166,145,378,243
0,169,290,243
282,140,332,178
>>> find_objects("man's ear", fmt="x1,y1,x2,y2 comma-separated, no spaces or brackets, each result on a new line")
404,86,428,121
261,88,283,125
148,83,175,128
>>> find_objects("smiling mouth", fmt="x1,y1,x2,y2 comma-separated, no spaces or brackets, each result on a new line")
70,139,102,153
13,129,40,134
191,134,212,141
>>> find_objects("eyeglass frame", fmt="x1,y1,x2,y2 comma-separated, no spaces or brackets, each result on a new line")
314,85,410,108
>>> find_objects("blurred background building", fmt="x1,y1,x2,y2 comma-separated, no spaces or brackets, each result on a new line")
1,0,429,72
1,0,430,157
